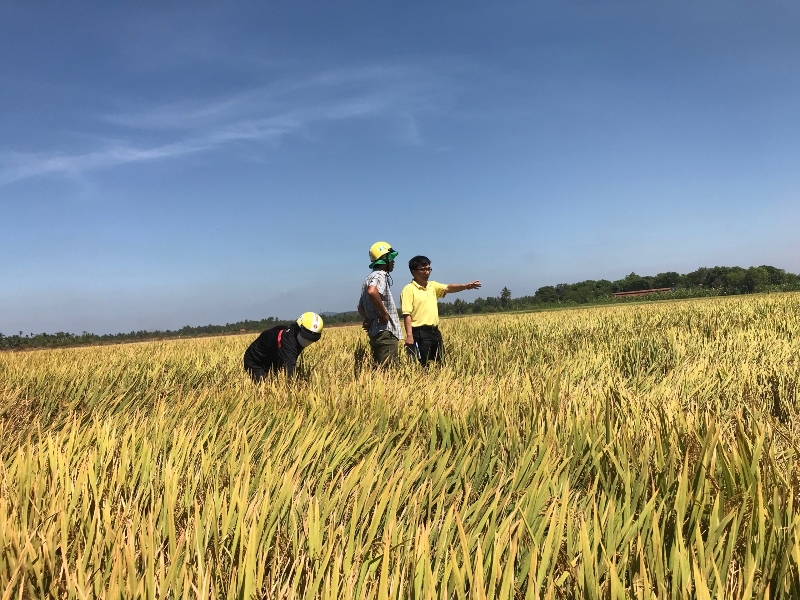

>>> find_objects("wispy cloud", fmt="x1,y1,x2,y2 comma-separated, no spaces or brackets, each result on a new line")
0,65,447,186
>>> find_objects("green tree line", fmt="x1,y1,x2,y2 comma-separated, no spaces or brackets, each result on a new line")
3,265,798,350
0,312,363,351
438,264,800,316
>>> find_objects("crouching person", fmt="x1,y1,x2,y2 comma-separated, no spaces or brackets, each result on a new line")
243,312,323,381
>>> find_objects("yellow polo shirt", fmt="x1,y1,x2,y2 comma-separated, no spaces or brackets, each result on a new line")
400,280,448,327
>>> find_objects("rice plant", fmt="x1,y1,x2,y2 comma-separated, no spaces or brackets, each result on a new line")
2,293,800,598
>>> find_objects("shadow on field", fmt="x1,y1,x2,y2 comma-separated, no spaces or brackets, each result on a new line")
353,343,372,378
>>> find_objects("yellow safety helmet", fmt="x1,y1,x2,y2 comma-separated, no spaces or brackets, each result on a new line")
369,241,398,268
296,312,323,342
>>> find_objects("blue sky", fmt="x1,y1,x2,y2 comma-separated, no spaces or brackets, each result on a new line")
1,2,798,335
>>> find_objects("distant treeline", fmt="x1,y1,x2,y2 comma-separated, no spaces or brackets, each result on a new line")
3,265,798,351
438,264,800,316
0,312,363,351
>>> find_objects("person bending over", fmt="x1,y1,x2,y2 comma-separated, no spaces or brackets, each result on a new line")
243,312,323,381
400,256,480,367
357,241,403,367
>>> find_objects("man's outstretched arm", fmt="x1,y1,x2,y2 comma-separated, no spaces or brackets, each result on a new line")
445,281,482,293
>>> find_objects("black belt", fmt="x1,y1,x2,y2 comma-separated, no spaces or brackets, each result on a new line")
415,325,439,331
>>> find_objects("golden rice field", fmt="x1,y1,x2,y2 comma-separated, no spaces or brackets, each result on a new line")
2,293,800,599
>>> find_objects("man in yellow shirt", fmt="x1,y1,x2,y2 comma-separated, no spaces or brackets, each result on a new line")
400,255,481,366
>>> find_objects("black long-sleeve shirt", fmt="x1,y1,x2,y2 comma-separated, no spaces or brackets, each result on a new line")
243,324,304,377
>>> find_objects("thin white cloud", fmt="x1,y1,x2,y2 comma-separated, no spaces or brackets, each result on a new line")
0,65,450,187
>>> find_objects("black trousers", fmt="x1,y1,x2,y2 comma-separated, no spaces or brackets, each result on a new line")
243,353,280,382
412,326,444,367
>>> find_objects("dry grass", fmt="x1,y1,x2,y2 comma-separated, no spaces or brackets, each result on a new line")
2,293,800,598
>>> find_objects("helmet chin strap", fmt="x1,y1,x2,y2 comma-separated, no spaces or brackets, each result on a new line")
297,334,313,348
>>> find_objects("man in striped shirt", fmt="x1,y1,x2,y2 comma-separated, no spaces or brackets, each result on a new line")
357,242,402,367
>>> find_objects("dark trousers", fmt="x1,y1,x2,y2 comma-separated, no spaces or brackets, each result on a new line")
243,353,279,382
369,330,399,367
412,326,444,367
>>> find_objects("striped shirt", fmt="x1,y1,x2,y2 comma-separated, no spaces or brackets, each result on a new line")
359,270,402,339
